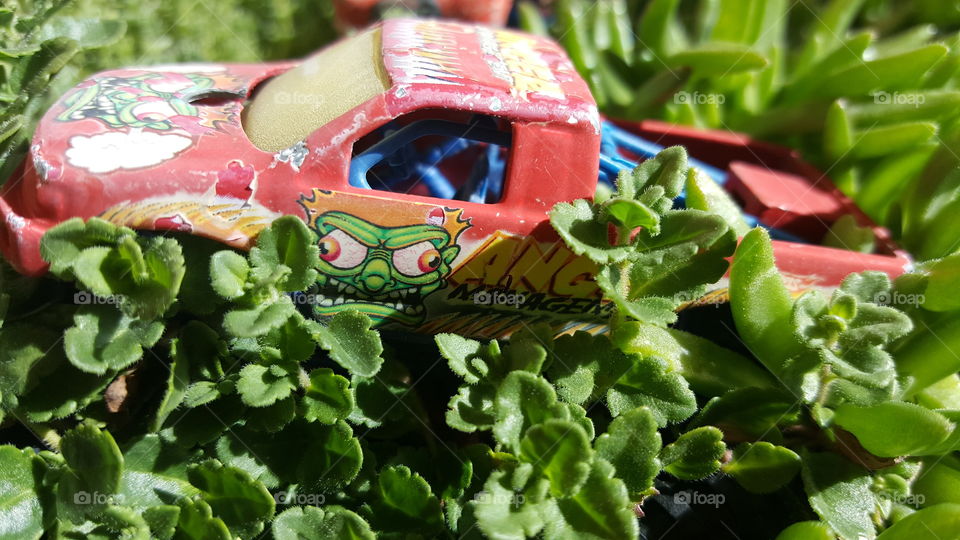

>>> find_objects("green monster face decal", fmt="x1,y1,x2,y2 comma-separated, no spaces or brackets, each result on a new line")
56,73,224,132
306,211,466,325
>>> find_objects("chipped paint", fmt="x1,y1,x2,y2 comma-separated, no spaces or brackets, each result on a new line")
275,141,309,172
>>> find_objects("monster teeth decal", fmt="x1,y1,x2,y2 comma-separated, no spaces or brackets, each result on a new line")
312,276,427,322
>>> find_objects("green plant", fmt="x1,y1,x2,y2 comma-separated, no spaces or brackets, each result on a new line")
521,0,960,260
0,148,957,539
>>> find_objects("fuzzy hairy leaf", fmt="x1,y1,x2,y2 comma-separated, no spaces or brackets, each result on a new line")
64,305,163,375
802,451,876,540
493,371,570,452
660,426,725,480
186,460,275,539
273,506,374,540
249,216,318,292
542,458,639,540
594,406,661,497
520,419,592,497
0,446,44,540
367,465,443,535
833,401,954,457
301,368,353,424
723,442,801,494
313,310,383,378
606,355,697,426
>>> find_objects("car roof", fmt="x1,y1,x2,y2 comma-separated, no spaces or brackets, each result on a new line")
380,18,599,131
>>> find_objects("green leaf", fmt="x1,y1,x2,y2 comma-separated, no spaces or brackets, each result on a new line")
542,458,639,540
877,503,960,540
186,460,274,539
601,198,659,231
667,44,768,76
152,332,194,431
0,324,60,410
801,451,876,540
547,331,632,406
249,216,318,292
596,210,735,326
616,145,687,202
301,368,353,424
223,300,296,338
60,422,123,496
774,521,834,540
436,333,487,384
549,199,633,264
71,235,185,320
594,406,661,497
368,465,443,534
660,426,725,481
693,387,799,442
34,17,126,49
638,0,683,58
264,313,316,363
446,383,497,433
811,45,948,99
730,228,803,372
40,218,133,278
493,371,569,452
469,465,549,539
833,401,954,457
822,215,875,253
64,305,163,375
236,361,298,408
312,310,383,377
174,498,231,540
0,446,43,540
181,383,218,410
520,419,592,497
723,442,801,493
684,168,751,237
215,420,361,492
606,355,697,426
920,253,960,311
143,505,180,540
209,251,248,300
272,506,374,540
611,322,775,397
117,435,199,508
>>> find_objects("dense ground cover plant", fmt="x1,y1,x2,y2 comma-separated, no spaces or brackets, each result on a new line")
0,149,959,539
4,1,960,538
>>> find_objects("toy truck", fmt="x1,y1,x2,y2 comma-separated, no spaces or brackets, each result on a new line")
0,18,910,338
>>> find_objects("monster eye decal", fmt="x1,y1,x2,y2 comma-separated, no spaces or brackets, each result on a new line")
393,241,442,277
132,101,178,123
318,229,367,269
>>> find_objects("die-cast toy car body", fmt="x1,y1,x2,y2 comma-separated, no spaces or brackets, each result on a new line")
0,18,910,338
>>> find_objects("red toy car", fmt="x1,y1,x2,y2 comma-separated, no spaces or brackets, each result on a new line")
0,19,910,338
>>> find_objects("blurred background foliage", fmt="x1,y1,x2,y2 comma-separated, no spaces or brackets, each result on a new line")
6,0,960,261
